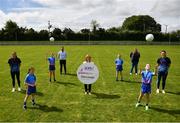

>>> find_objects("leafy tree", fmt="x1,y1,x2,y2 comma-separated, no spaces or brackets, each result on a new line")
38,30,49,40
52,28,62,40
107,27,121,32
62,28,74,34
62,28,74,40
80,28,90,34
97,28,106,33
122,15,161,32
4,20,19,40
24,28,38,40
17,27,27,40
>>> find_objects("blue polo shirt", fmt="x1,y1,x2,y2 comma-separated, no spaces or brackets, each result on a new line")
48,57,55,65
24,73,36,85
115,58,123,66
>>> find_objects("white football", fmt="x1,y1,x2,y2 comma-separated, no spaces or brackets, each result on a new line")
146,34,154,42
49,37,55,42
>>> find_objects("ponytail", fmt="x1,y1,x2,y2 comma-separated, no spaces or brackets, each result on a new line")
27,67,35,74
27,68,31,74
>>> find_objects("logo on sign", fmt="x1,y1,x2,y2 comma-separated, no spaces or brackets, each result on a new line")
77,63,99,84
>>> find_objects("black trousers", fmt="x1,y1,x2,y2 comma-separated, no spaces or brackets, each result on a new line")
130,61,139,73
157,71,168,90
60,60,66,74
84,84,92,92
11,71,20,87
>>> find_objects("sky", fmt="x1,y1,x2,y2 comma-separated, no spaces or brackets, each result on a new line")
0,0,179,32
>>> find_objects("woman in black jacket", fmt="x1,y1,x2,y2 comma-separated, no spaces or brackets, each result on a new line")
130,48,140,75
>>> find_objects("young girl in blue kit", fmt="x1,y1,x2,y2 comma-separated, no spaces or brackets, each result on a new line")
135,64,156,110
115,54,124,81
23,67,36,110
47,53,56,82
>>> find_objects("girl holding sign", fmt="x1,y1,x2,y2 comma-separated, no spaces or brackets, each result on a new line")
83,54,94,95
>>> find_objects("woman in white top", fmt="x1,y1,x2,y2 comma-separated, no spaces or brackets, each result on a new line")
83,54,93,95
58,47,67,75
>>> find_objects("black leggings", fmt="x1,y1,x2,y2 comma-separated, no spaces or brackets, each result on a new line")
60,60,66,74
84,84,92,92
157,71,168,90
11,71,20,87
130,61,139,74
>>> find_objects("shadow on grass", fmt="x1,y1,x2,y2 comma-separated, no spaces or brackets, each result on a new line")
166,91,180,95
28,104,63,112
20,89,44,96
55,81,77,86
66,73,77,76
150,107,180,116
119,80,141,84
92,92,120,99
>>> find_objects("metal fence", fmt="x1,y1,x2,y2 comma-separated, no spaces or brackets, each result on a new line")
0,41,180,45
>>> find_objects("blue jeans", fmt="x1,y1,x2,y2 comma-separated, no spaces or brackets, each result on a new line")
130,61,138,74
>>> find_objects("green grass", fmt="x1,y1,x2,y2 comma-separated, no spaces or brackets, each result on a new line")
0,45,179,122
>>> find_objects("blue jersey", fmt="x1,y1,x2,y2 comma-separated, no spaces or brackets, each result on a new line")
11,63,19,72
157,57,171,72
115,58,123,66
8,57,21,72
24,73,36,85
141,70,154,84
48,57,55,65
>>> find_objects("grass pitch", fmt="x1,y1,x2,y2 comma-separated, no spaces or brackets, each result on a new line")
0,45,179,122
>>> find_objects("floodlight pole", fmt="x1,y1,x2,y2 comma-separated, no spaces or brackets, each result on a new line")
89,31,91,41
143,18,146,32
48,21,50,33
169,33,171,45
88,32,90,45
48,20,52,37
143,24,146,32
164,24,168,34
164,24,171,45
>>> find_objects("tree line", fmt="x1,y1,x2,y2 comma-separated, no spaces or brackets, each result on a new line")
0,15,179,42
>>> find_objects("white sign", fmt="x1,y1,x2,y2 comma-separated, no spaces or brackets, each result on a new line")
77,63,99,84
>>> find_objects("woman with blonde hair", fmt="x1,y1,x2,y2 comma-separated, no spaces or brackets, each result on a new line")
83,54,94,95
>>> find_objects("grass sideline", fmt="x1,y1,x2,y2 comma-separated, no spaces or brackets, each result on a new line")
0,45,179,122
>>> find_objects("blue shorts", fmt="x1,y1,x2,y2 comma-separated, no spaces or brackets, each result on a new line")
141,83,151,94
27,86,36,95
49,65,55,71
116,65,123,71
